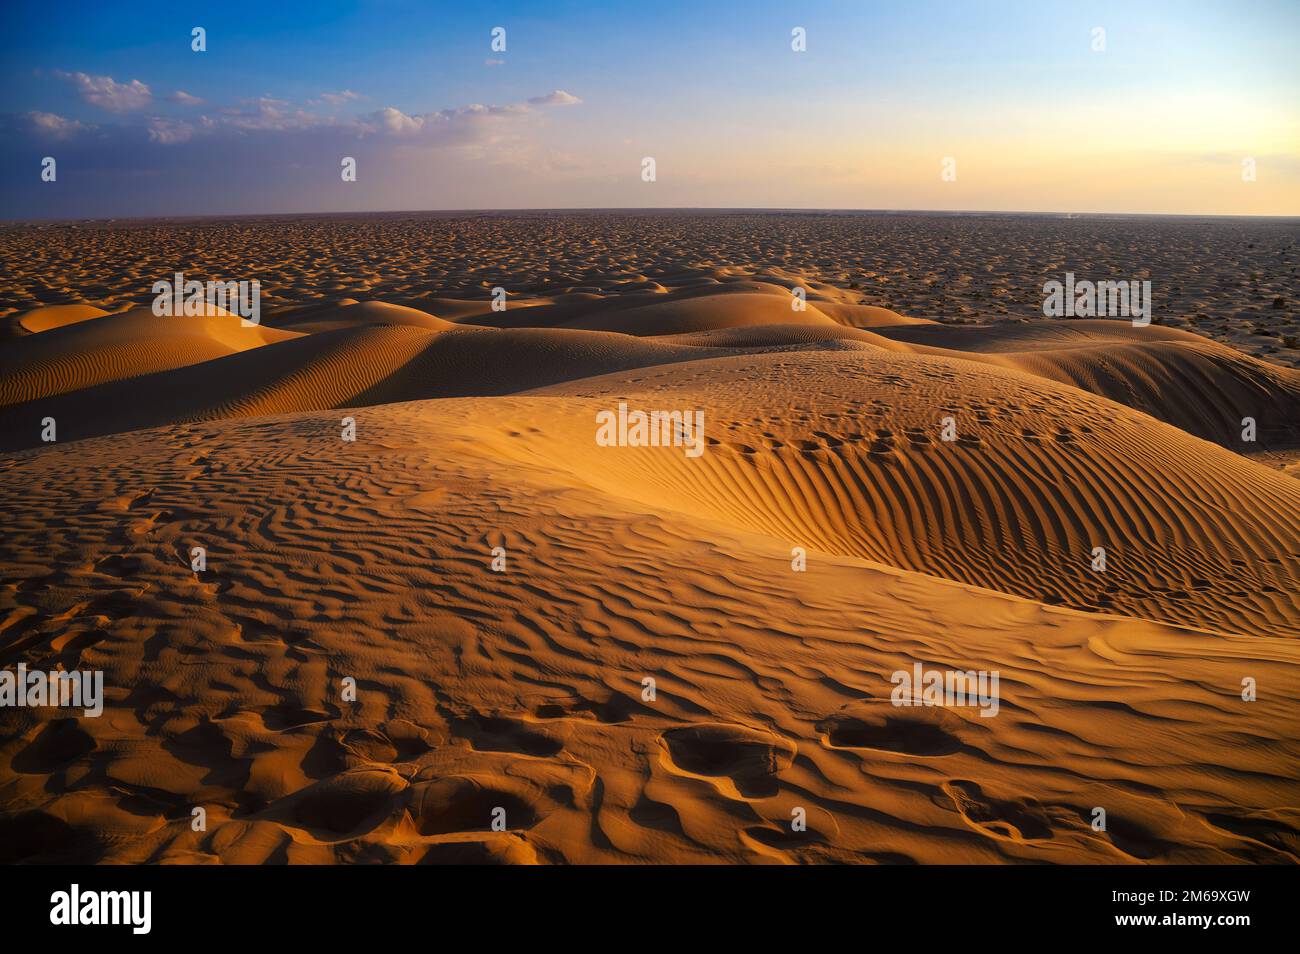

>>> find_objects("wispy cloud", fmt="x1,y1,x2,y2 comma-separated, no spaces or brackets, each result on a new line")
27,111,89,139
314,90,363,106
122,87,583,144
2,77,590,218
147,116,200,144
34,65,583,146
357,92,581,144
527,90,581,107
216,98,332,133
55,71,152,111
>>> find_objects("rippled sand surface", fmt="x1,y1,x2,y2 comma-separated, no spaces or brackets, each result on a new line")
1,212,1297,864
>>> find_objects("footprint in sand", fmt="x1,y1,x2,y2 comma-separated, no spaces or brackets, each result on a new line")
452,712,565,757
285,766,408,837
11,718,96,773
743,804,841,851
528,692,637,724
1203,810,1299,861
406,774,540,835
818,701,966,757
340,720,436,764
941,780,1055,842
658,722,795,798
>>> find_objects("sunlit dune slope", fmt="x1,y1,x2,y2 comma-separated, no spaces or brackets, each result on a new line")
873,320,1300,449
12,304,111,335
0,393,1296,864
520,348,1300,638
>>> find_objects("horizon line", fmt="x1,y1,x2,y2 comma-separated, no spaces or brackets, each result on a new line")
6,206,1300,227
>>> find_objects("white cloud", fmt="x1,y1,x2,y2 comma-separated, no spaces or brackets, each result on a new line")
27,111,88,139
363,94,572,141
528,90,582,107
372,106,425,135
217,99,331,132
147,117,196,144
56,71,152,111
366,97,548,140
30,77,582,150
316,90,362,105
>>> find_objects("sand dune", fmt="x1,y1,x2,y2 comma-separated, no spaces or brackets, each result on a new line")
0,325,742,450
0,306,296,408
1,390,1296,864
803,301,934,329
10,303,110,336
874,321,1300,448
1,214,1297,866
5,293,1296,458
265,299,464,335
523,348,1300,638
556,290,841,335
5,213,1293,366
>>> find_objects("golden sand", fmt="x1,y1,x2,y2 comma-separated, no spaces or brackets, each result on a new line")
0,213,1296,864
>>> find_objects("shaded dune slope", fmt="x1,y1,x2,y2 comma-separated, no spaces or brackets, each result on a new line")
262,299,464,335
0,307,296,408
555,291,842,335
4,288,1297,458
0,325,773,450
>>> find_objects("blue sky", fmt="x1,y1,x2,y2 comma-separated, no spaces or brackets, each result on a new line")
2,0,1297,217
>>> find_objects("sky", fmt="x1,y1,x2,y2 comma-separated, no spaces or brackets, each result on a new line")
1,0,1297,218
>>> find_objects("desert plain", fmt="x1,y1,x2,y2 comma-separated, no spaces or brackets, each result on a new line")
0,210,1297,864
